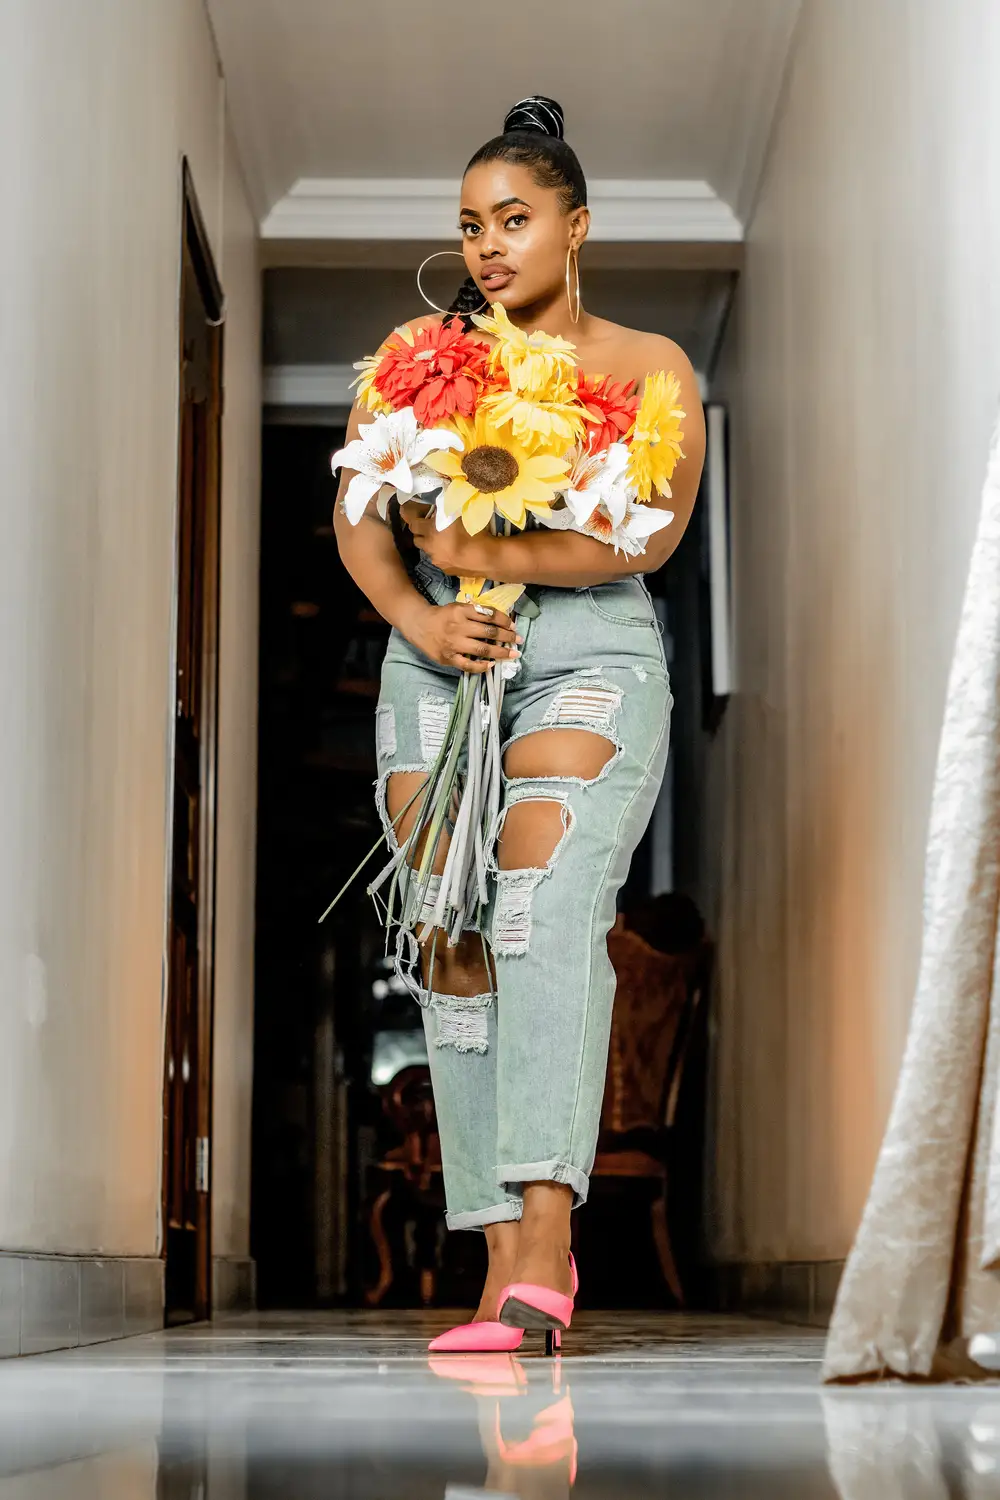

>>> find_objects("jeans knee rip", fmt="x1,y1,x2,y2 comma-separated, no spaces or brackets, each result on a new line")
489,792,575,957
425,990,493,1054
374,762,434,852
418,692,451,761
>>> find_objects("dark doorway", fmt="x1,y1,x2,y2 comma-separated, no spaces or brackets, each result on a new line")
162,162,225,1327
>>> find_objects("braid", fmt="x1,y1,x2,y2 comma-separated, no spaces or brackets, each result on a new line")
448,275,488,332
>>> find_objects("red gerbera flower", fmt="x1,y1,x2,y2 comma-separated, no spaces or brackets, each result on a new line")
373,317,491,427
576,373,640,453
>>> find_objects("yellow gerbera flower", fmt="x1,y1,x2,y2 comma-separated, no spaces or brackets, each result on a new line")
351,350,394,414
471,302,577,399
424,411,570,534
627,370,686,502
480,388,587,453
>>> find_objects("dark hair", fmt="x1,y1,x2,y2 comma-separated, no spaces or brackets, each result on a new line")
449,95,587,326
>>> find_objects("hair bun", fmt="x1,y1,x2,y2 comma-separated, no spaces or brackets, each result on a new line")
503,95,565,141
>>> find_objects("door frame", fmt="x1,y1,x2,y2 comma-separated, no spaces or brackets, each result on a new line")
160,158,225,1322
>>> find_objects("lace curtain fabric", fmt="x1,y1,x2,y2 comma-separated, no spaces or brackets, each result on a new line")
823,411,1000,1381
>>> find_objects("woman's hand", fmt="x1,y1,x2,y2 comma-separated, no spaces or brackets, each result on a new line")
399,500,499,577
408,599,522,674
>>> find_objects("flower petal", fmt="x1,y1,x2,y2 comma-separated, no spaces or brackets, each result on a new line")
625,505,674,538
494,490,527,528
425,449,464,477
462,490,497,535
330,438,368,475
525,454,571,480
342,471,382,524
443,477,478,515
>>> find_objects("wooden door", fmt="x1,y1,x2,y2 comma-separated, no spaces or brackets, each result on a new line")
162,163,224,1325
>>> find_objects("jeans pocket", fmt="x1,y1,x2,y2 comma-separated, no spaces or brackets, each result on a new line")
584,579,656,627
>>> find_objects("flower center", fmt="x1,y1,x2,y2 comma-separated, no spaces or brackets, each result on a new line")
375,441,403,473
462,445,519,494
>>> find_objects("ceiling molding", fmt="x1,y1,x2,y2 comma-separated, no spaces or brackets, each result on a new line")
261,178,743,244
263,362,709,407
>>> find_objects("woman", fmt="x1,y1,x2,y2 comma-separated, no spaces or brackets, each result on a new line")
334,96,705,1351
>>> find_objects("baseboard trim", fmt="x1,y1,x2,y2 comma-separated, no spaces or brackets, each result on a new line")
212,1255,257,1314
0,1253,164,1359
712,1259,844,1328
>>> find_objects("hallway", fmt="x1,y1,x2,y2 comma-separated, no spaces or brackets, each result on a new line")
2,1314,998,1496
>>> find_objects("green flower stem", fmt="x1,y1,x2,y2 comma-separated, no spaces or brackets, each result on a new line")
414,672,477,894
317,775,429,924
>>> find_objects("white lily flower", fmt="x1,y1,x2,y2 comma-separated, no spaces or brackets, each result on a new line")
563,441,631,529
331,408,462,524
611,497,675,557
536,441,674,557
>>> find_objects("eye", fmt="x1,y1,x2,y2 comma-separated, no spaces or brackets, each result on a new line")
459,222,481,238
504,213,528,230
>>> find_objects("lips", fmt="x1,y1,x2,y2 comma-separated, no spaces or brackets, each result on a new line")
481,266,515,290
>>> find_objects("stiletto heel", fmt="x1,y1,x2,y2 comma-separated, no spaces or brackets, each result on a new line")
499,1253,579,1336
545,1328,562,1356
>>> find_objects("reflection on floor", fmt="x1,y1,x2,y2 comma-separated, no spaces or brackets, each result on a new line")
1,1311,999,1497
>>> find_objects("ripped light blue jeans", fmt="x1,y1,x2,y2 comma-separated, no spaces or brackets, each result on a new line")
374,556,673,1229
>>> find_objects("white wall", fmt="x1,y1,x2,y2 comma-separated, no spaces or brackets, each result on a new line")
0,0,260,1257
708,0,1000,1264
213,128,262,1264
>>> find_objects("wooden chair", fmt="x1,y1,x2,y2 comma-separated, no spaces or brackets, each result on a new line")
586,923,713,1306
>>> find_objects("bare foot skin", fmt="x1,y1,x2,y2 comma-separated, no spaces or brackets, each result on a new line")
506,1183,574,1299
475,1221,520,1321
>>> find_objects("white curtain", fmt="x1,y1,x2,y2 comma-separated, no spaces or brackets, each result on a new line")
824,412,1000,1381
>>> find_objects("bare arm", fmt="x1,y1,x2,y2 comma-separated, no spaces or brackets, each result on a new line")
332,396,521,673
403,338,706,587
332,399,431,634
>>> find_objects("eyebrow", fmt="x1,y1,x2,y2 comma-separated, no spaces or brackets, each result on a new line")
459,196,532,220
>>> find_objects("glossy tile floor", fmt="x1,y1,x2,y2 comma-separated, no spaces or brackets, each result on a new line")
2,1311,1000,1497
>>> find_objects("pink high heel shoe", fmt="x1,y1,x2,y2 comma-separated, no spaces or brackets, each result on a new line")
428,1319,524,1353
498,1253,579,1355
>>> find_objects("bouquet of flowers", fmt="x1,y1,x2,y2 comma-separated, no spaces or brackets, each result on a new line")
323,305,685,996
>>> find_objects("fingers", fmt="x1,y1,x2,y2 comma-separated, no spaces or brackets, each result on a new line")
459,605,521,643
452,654,494,673
465,618,519,647
460,604,513,630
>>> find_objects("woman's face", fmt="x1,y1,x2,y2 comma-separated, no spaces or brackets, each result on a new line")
459,160,586,313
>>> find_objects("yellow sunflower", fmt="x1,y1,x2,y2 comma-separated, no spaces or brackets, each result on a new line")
424,411,570,534
480,387,587,453
471,302,577,399
627,370,686,502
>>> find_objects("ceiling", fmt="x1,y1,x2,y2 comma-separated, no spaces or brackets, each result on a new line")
208,0,802,228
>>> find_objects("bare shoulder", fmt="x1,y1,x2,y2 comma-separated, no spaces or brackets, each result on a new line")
622,328,696,386
578,317,697,391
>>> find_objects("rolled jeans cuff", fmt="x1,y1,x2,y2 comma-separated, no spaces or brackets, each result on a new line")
445,1199,524,1232
497,1160,590,1209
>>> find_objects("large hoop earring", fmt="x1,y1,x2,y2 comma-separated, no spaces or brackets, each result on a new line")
566,245,582,324
415,249,488,316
